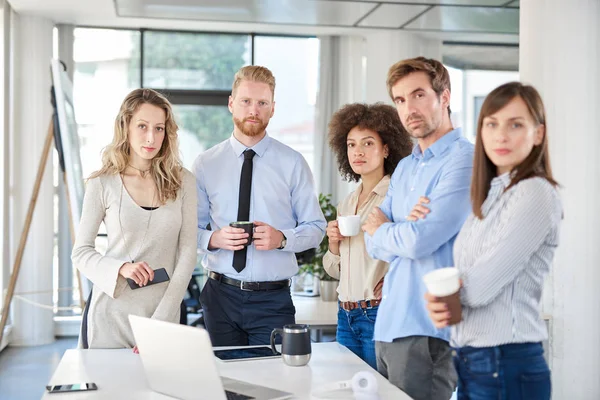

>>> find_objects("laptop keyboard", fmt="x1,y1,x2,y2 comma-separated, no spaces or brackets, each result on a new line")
225,390,255,400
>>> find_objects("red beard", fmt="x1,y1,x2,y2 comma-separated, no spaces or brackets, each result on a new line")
233,116,269,137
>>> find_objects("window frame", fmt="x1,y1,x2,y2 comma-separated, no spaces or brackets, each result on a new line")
75,26,316,109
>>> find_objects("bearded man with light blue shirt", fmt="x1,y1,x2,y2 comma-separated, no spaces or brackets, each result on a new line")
362,57,474,400
193,65,326,347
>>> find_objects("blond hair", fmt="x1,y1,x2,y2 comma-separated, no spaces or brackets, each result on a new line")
386,57,452,116
231,65,276,99
89,88,183,204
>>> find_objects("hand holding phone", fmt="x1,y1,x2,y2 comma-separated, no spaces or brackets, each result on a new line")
46,382,98,393
119,261,155,286
126,267,170,290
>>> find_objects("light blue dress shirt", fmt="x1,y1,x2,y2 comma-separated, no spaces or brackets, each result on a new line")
193,134,326,282
365,128,474,343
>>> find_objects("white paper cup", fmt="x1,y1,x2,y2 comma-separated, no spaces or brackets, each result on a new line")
422,268,460,297
337,215,361,237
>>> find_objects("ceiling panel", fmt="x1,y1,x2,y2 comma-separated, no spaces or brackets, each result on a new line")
404,6,518,33
116,0,378,26
358,4,429,28
344,0,508,5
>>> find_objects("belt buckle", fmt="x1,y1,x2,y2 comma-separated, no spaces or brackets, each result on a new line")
239,281,253,291
365,300,374,309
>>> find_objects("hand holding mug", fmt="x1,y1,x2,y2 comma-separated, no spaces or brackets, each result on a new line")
208,226,249,251
326,220,344,255
253,221,284,251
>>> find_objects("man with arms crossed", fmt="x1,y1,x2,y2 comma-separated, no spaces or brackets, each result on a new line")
362,57,474,400
193,66,326,346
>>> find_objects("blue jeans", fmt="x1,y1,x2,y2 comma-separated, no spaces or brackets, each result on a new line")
336,304,378,369
453,342,551,400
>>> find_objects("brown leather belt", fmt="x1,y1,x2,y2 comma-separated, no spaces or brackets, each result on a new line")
340,299,381,311
208,271,291,292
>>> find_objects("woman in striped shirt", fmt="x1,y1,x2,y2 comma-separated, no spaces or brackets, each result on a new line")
424,82,562,400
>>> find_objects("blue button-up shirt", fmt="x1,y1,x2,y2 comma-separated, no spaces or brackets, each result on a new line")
365,128,474,342
193,134,326,282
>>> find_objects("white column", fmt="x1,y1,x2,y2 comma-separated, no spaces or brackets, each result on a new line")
520,1,600,398
1,1,11,319
364,31,442,104
10,14,55,346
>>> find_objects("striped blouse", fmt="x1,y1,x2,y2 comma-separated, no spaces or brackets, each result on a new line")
451,174,562,348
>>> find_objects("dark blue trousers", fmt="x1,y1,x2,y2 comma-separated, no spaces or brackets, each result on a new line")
453,342,551,400
200,277,296,346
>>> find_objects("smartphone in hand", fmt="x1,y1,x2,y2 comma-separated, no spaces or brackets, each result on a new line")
126,268,170,290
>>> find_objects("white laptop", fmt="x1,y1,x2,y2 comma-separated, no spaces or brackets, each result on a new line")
128,315,293,400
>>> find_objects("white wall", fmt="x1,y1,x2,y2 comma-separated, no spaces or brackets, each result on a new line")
9,13,55,346
520,1,600,398
0,0,10,350
364,31,442,105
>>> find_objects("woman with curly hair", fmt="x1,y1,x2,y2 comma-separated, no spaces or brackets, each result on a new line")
323,103,412,368
72,89,197,351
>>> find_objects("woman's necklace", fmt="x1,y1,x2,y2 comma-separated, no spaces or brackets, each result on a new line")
128,164,151,178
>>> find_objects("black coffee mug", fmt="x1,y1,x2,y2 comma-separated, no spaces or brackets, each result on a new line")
229,221,254,246
270,324,311,366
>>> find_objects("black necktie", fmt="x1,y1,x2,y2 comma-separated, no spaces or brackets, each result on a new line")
232,149,256,272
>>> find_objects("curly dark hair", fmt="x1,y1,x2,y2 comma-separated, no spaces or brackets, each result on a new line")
328,103,413,182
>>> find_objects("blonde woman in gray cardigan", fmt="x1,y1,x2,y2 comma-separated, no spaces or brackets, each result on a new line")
72,89,198,351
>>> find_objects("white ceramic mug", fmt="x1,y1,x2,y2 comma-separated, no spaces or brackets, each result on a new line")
337,215,361,237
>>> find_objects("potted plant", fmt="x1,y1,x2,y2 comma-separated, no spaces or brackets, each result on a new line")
298,193,339,301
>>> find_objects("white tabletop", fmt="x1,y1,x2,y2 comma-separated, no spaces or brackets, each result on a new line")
292,296,338,327
42,343,411,400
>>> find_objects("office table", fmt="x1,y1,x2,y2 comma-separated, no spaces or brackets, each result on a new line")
292,295,337,341
42,342,411,400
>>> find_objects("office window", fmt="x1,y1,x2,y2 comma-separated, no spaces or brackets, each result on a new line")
141,31,251,169
73,28,141,177
142,31,250,90
173,105,232,169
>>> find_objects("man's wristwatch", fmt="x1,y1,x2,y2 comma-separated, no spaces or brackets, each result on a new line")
277,232,287,250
